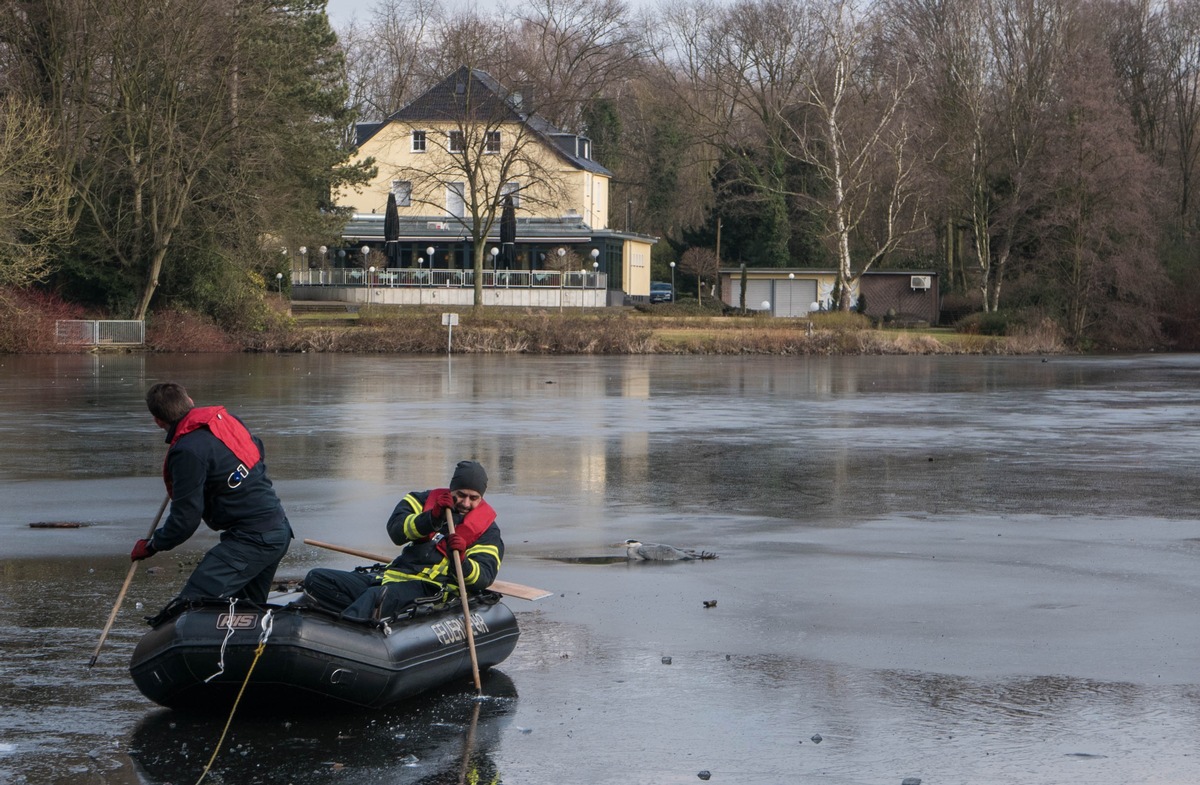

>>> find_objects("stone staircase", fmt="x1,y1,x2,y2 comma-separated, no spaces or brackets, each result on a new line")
290,301,359,316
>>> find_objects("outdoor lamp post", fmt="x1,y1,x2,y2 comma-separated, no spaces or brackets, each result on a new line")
788,272,795,316
368,265,375,300
490,246,500,269
669,261,676,302
299,246,307,270
361,246,370,294
275,272,283,303
590,249,600,291
426,246,435,285
556,247,566,310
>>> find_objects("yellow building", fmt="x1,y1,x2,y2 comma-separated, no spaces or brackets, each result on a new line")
318,67,655,306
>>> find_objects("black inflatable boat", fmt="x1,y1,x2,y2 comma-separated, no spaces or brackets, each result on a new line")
129,593,519,711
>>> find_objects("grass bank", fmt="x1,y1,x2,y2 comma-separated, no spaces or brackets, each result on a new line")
0,291,1066,355
250,303,1063,355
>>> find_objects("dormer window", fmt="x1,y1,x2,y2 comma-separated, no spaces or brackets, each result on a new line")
579,138,590,159
448,130,464,153
412,130,426,153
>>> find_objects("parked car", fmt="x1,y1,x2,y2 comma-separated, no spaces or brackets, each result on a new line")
649,282,674,303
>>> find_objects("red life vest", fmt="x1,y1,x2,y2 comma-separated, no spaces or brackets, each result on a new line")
162,406,261,497
422,488,496,556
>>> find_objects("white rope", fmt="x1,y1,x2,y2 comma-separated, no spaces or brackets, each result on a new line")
204,598,239,683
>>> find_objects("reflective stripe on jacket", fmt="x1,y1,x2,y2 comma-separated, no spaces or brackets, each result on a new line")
380,489,503,594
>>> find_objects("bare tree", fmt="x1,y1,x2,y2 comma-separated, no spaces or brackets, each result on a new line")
976,0,1073,311
1161,0,1200,228
430,9,514,83
505,0,647,131
341,0,443,122
0,100,73,288
1102,0,1171,167
542,245,585,271
774,0,926,310
883,0,991,295
1031,28,1165,345
679,246,719,301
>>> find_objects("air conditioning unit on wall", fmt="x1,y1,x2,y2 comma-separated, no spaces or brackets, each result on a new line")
910,275,932,290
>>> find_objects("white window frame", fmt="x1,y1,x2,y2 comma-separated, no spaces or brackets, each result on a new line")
411,130,426,153
485,130,501,154
391,180,412,207
500,181,521,208
447,182,465,217
448,130,464,153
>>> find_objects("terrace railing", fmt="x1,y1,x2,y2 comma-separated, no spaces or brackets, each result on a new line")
292,268,603,290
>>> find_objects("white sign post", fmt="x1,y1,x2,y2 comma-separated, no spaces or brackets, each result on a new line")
441,312,459,354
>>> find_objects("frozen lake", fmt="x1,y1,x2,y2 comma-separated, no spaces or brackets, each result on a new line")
1,352,1198,784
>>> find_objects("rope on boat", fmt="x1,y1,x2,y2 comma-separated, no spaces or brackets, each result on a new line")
204,597,239,684
193,605,275,785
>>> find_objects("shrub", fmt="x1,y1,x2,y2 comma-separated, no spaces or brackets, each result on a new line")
956,310,1012,336
0,287,89,353
811,311,871,332
145,309,240,352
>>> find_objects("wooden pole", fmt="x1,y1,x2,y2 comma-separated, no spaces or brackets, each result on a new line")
88,495,170,667
301,538,551,600
445,509,482,693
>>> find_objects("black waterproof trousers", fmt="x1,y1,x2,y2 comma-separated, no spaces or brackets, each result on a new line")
303,567,440,623
178,523,292,604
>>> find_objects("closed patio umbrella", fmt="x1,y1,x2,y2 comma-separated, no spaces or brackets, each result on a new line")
384,192,400,267
500,194,516,269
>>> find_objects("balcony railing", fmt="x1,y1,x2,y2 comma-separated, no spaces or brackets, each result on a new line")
292,268,604,290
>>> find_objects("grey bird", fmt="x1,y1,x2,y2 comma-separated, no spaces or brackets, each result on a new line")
623,539,717,561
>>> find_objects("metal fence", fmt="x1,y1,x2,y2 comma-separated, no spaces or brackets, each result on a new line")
292,268,603,290
55,320,145,346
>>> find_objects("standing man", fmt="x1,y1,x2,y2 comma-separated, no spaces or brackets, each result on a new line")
302,460,503,623
131,382,292,606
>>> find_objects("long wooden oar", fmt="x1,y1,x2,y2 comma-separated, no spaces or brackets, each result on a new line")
88,495,170,667
302,538,552,600
445,509,482,693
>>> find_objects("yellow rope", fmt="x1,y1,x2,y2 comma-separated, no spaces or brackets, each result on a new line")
192,638,265,785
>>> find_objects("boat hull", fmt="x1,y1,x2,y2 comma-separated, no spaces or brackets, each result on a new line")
129,597,519,711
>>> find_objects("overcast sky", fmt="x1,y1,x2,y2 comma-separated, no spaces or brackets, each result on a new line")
325,0,371,28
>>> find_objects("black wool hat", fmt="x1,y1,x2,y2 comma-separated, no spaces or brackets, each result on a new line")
449,460,488,495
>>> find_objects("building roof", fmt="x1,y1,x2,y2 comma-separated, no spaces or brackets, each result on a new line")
354,66,612,177
342,212,653,245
